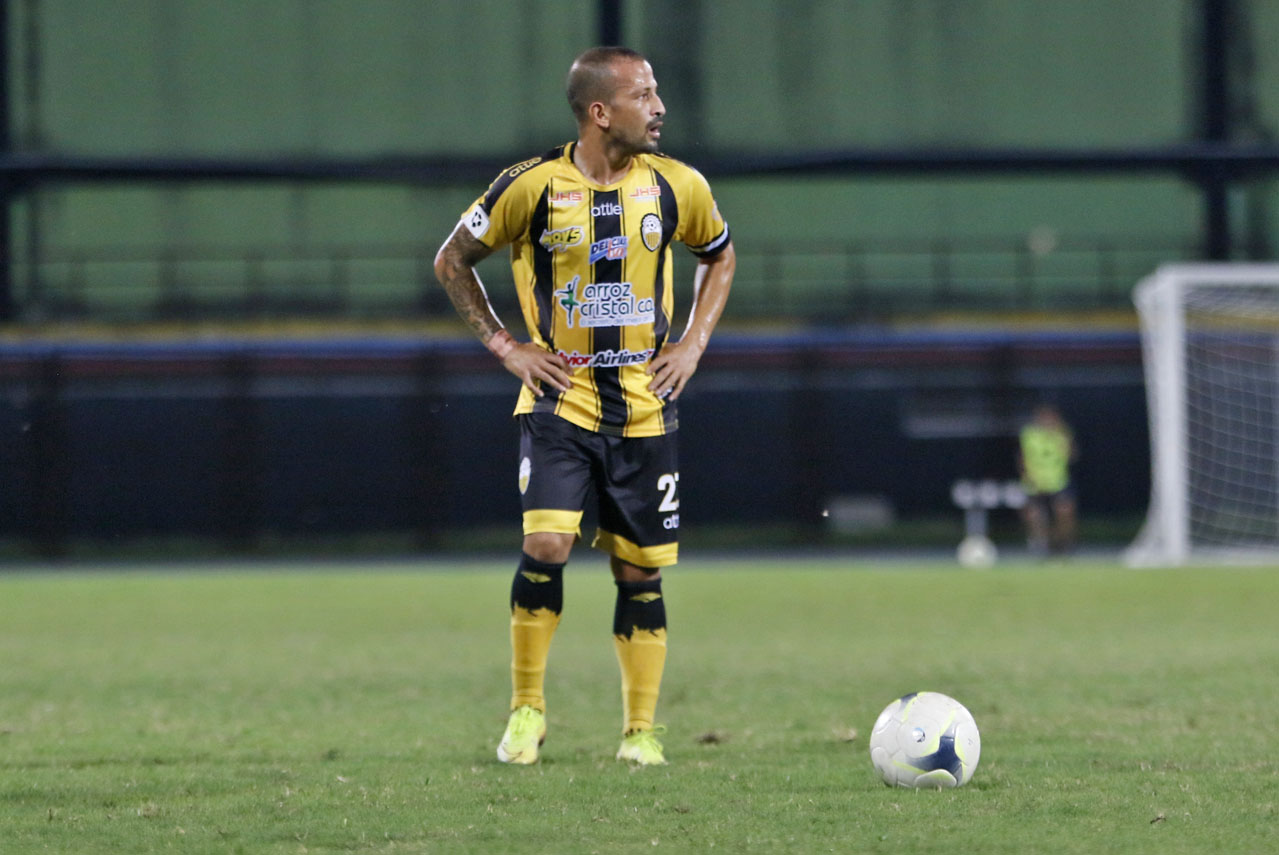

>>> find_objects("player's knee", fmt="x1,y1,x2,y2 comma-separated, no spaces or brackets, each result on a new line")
610,556,661,583
523,531,574,564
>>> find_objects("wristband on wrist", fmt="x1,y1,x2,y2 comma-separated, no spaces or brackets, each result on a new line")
486,329,517,360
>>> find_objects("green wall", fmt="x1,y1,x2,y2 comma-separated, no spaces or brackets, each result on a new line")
5,0,1276,316
693,0,1187,150
13,0,592,156
15,0,1195,157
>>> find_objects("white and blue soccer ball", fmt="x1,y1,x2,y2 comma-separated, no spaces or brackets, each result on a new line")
869,691,981,788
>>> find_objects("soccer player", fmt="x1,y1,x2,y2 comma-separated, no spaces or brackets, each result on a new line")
1018,404,1078,556
433,46,735,766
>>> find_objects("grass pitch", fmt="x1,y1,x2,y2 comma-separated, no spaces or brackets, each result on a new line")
1,554,1277,854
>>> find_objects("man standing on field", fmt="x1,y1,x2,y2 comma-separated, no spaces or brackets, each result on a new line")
1018,403,1078,556
433,46,735,766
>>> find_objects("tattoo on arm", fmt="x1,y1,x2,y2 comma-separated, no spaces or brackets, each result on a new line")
433,226,504,343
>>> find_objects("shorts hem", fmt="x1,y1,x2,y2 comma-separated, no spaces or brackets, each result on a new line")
592,529,678,568
523,509,584,537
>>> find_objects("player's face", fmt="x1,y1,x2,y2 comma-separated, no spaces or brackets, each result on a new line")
605,59,664,155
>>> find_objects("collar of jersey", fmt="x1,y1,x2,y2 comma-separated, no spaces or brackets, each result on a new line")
563,141,643,191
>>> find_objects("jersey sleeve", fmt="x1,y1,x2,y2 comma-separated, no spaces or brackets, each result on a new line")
675,167,731,258
458,157,542,250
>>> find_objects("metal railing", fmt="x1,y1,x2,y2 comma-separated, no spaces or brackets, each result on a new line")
728,236,1194,320
5,235,1194,324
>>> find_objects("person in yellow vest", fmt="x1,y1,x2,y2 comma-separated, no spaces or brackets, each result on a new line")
1018,404,1078,556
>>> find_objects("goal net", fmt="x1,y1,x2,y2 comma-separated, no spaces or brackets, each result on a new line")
1126,263,1279,566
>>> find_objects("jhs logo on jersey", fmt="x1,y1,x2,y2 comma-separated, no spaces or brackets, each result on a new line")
591,202,623,218
539,226,584,252
555,276,655,329
588,236,629,263
629,185,661,199
551,191,583,205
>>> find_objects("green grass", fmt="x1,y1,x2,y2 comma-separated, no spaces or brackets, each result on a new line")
1,555,1277,853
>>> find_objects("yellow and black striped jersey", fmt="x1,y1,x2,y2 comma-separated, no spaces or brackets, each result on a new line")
459,141,730,437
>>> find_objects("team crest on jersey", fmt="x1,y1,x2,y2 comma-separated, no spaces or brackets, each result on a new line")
539,226,583,252
589,236,628,263
555,276,655,328
641,213,663,251
518,457,531,494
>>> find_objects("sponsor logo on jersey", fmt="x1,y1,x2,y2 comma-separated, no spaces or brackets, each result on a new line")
630,185,661,198
591,201,623,218
463,205,490,239
506,157,541,179
641,213,663,251
555,276,655,328
539,226,583,252
555,277,582,324
551,190,583,205
557,347,655,368
588,236,629,263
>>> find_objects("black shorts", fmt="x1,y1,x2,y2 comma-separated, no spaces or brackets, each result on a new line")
1026,487,1076,514
517,413,680,567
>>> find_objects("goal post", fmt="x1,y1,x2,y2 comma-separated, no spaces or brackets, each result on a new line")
1126,263,1279,566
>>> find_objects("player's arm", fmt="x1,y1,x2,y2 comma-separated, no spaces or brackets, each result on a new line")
433,223,572,397
646,241,735,401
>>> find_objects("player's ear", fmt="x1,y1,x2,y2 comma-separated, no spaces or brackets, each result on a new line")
588,100,610,130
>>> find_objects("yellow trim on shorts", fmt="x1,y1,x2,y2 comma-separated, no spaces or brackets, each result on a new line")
523,509,584,537
593,529,678,568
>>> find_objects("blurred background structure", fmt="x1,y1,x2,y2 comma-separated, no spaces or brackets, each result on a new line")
3,0,1278,557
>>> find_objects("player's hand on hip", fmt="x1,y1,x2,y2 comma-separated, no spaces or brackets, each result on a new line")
504,343,572,398
647,340,702,402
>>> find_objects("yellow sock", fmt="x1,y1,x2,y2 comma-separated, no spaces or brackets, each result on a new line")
613,578,667,734
508,554,564,712
511,607,560,712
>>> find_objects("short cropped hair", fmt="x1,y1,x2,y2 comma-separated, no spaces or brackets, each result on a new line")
566,46,648,122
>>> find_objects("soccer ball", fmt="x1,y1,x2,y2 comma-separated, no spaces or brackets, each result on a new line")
869,691,981,788
956,534,997,567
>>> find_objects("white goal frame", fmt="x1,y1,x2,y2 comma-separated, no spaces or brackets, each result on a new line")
1126,263,1279,566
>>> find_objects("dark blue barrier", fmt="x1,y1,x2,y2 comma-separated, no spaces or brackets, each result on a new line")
0,330,1146,554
